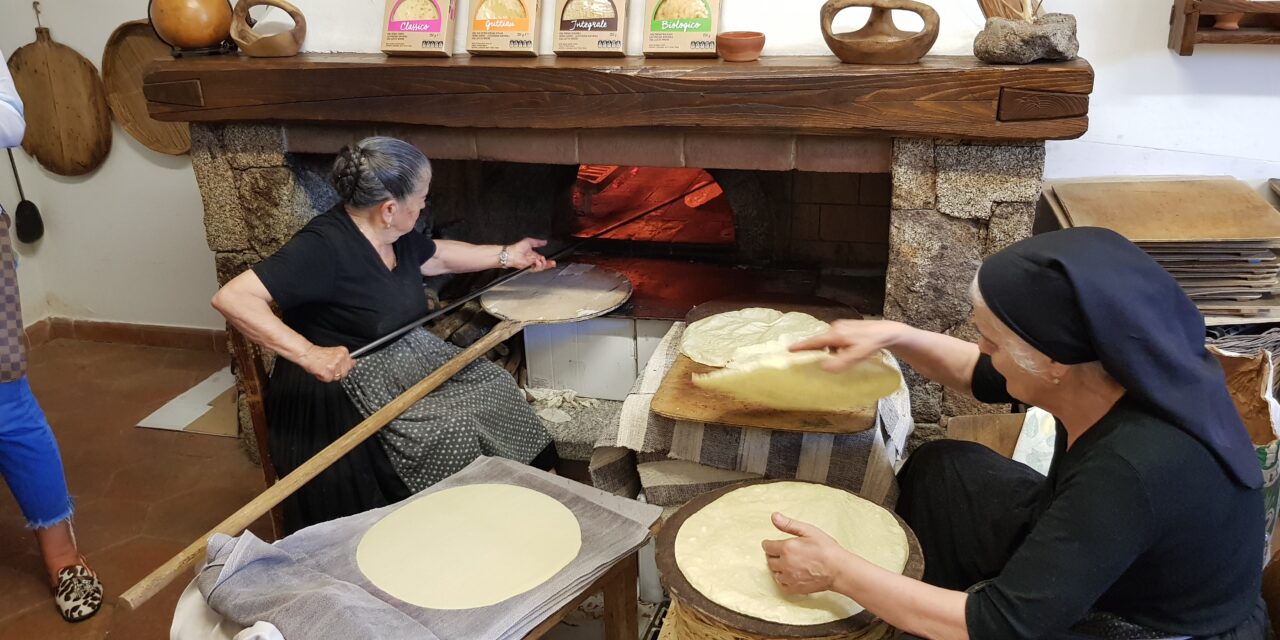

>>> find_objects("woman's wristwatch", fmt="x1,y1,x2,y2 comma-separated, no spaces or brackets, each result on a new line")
498,245,510,268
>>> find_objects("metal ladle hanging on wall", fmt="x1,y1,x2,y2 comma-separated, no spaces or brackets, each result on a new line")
6,149,43,244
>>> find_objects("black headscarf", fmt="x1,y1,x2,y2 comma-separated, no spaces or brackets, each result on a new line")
977,227,1262,489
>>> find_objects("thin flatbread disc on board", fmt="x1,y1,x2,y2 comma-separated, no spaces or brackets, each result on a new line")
357,484,582,610
481,263,632,323
680,308,831,368
692,350,900,413
675,481,909,625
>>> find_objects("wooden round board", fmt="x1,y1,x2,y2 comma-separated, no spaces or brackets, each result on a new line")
104,20,191,156
7,28,112,176
650,295,880,434
480,263,633,324
655,479,924,639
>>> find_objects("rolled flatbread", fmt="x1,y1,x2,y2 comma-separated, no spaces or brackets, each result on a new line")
680,308,830,368
692,349,901,413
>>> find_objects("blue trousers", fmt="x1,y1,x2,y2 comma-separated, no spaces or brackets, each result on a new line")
0,377,72,528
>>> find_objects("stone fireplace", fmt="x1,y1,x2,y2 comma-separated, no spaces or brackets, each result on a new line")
148,54,1093,426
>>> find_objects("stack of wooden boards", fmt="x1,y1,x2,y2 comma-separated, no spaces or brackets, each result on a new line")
1042,177,1280,323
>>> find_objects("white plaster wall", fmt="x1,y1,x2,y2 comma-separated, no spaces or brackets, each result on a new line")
293,0,1280,195
0,0,222,329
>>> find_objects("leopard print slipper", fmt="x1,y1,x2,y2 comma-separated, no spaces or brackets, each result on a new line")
53,563,103,623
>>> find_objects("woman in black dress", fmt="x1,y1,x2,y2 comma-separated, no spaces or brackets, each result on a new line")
761,228,1268,639
212,137,557,533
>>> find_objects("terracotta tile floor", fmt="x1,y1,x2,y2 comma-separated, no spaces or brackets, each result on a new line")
0,339,269,639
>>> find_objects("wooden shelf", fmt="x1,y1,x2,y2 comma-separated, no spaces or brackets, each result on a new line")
142,53,1094,141
1197,27,1280,45
1170,0,1280,55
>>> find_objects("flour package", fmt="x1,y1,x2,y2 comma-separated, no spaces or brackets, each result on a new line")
468,0,540,56
554,0,627,56
643,0,720,57
1209,345,1280,565
381,0,458,57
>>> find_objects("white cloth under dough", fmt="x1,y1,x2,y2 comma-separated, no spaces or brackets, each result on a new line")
357,484,582,610
680,308,830,368
675,482,909,626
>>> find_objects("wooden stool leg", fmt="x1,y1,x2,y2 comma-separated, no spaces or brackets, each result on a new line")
603,552,640,640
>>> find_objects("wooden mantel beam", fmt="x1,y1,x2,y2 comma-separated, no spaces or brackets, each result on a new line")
143,54,1094,141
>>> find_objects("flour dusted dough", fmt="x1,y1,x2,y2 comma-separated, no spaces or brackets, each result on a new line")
357,484,581,610
680,308,831,368
675,482,908,625
693,350,900,413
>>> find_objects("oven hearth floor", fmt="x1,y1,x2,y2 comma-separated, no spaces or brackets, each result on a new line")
574,255,883,320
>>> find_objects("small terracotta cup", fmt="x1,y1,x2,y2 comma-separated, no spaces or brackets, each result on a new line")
1213,12,1245,30
716,31,766,62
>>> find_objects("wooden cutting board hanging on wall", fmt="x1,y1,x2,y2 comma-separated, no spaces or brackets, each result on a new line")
6,27,113,176
103,20,190,155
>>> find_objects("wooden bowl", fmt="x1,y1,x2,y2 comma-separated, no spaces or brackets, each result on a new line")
716,31,765,62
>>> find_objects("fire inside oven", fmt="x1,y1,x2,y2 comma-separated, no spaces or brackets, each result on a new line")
567,165,734,249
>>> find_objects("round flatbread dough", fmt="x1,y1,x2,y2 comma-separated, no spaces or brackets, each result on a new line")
357,484,581,610
480,264,632,323
675,482,908,626
693,350,900,413
680,308,830,368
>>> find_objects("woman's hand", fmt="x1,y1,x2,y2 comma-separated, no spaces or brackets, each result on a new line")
790,319,909,373
506,238,556,272
300,345,356,383
762,513,850,595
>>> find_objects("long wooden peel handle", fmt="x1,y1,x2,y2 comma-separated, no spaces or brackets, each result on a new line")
117,319,525,612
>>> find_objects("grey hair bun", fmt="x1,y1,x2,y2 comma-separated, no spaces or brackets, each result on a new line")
330,137,432,209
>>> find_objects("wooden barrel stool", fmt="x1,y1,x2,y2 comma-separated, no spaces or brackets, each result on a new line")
655,480,925,640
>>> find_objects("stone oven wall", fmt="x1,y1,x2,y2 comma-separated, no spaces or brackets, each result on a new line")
887,139,1045,422
189,123,1045,447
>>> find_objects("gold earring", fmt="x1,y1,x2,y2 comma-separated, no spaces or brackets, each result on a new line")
1052,377,1061,385
385,222,391,229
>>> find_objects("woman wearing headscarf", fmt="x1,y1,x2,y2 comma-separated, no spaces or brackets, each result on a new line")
213,136,557,534
763,228,1267,639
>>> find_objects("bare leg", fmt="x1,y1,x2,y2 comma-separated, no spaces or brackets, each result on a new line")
34,520,82,587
